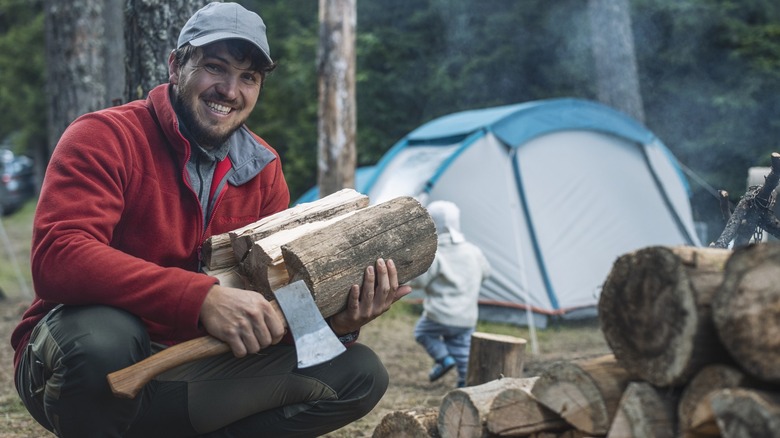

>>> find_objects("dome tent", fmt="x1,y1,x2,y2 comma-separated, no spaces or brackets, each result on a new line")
297,98,701,327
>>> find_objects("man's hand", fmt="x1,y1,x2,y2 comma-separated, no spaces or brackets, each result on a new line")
199,285,286,357
329,258,413,336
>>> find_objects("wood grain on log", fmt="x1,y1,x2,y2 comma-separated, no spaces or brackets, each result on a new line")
606,381,678,438
372,408,440,438
713,242,780,384
530,354,631,435
678,364,748,438
710,388,780,438
282,196,437,318
200,188,369,270
240,212,357,295
485,376,569,437
599,245,732,387
466,332,526,387
438,377,535,438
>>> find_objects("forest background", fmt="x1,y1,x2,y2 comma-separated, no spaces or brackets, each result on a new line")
2,0,780,243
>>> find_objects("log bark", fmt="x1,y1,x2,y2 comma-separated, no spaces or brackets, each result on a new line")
606,381,678,438
530,354,632,435
710,388,780,438
438,377,535,438
240,212,357,295
282,196,437,318
372,408,440,438
713,242,780,384
200,188,368,270
599,245,733,387
485,376,569,437
678,364,749,438
466,332,526,387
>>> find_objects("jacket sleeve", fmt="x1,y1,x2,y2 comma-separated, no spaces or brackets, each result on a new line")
31,112,217,343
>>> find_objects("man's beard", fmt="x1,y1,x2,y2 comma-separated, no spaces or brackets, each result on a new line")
173,89,241,149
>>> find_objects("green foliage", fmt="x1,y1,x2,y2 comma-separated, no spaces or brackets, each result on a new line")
4,0,780,237
631,0,780,239
0,0,45,154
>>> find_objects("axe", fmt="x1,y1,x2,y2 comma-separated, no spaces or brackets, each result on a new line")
106,280,346,399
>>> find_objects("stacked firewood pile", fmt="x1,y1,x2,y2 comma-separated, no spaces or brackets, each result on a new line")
373,243,780,437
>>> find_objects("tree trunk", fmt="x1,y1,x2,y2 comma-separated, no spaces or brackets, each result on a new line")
317,0,357,198
713,242,780,384
599,245,733,387
587,0,645,122
45,0,111,157
466,332,526,387
710,388,780,438
530,354,632,436
606,382,678,438
123,0,208,102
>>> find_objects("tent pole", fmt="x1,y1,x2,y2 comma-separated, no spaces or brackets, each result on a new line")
506,149,539,355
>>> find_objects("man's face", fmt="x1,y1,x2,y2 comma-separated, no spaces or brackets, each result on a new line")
169,41,263,149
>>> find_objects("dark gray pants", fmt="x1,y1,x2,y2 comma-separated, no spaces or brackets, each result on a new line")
16,305,388,437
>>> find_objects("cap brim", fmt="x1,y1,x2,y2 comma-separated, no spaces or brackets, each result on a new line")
187,32,273,64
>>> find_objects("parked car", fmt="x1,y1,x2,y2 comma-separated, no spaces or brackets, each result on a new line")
0,148,35,215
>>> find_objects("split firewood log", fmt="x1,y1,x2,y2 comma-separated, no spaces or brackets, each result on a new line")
605,381,679,438
200,188,369,270
678,364,750,438
599,245,733,387
712,242,780,384
239,211,357,294
530,354,632,436
438,377,535,438
372,407,440,438
710,388,780,437
485,376,569,437
282,196,437,317
466,332,527,387
202,265,249,289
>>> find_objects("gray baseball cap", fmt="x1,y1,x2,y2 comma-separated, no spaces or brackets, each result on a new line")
177,2,272,64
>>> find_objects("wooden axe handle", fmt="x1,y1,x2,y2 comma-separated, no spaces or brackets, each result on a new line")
107,336,230,399
107,300,286,399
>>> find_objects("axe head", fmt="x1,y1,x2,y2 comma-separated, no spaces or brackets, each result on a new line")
274,280,346,368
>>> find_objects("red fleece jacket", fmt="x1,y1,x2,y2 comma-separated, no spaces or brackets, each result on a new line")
11,84,290,370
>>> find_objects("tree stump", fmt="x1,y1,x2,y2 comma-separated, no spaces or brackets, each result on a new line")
606,381,678,438
678,364,749,438
599,245,732,387
466,332,526,387
710,388,780,438
372,408,440,438
713,242,780,384
530,354,632,435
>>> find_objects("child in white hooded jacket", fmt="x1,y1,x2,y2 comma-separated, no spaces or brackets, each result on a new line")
410,200,491,387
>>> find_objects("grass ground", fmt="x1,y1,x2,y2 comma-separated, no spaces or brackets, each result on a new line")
0,200,611,437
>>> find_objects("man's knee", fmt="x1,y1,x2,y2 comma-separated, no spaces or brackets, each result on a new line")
49,306,150,386
340,344,388,416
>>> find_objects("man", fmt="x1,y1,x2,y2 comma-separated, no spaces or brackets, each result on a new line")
11,3,410,437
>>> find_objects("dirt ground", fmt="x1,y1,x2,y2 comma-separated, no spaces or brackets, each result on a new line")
0,296,610,437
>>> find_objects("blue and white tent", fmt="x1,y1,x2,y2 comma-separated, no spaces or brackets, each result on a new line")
298,98,701,327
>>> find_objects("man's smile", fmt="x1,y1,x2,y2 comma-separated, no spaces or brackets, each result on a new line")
205,100,232,116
